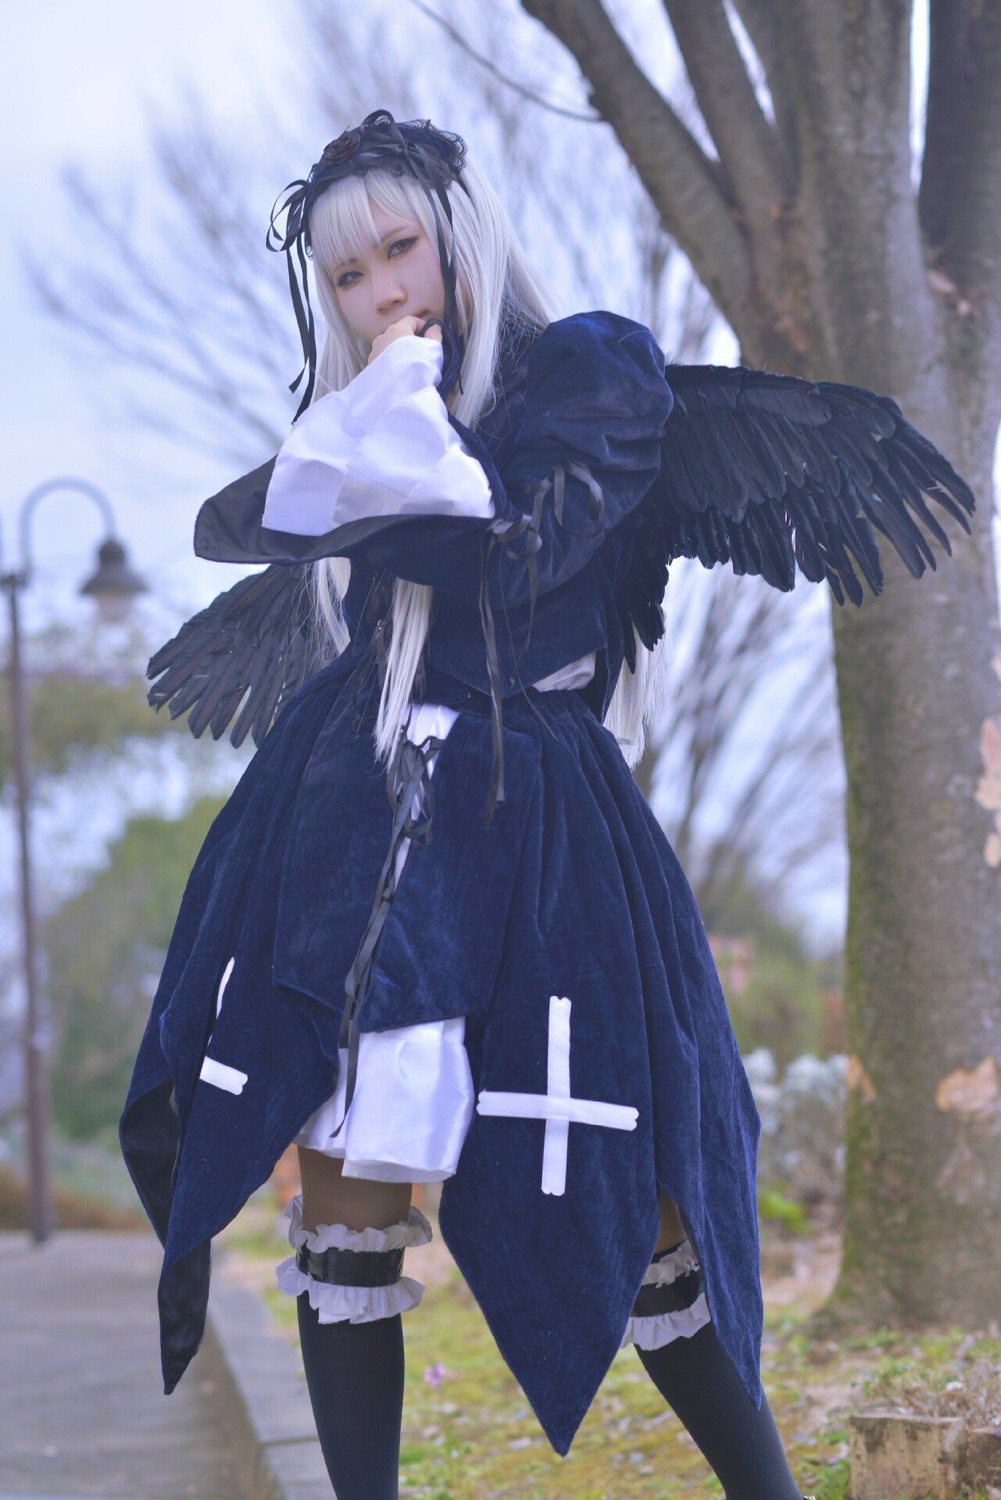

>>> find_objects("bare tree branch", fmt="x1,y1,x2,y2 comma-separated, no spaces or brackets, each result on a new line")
918,0,976,251
646,568,839,913
404,0,601,120
729,0,799,176
29,144,295,464
662,0,793,205
518,0,756,326
768,0,913,194
941,0,1001,307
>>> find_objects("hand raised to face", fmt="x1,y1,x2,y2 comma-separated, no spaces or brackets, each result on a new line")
367,315,444,365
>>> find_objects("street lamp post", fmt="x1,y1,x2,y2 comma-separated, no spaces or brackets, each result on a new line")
1,478,147,1245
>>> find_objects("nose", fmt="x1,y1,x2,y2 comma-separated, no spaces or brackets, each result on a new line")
372,263,407,316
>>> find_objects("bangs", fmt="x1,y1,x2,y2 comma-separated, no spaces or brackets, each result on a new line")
308,170,435,276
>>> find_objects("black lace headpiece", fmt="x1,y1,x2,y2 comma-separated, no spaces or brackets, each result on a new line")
268,109,468,419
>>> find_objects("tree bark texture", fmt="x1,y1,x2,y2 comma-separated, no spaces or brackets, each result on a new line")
520,0,1001,1326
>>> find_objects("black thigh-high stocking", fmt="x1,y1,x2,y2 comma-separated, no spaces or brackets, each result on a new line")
636,1322,801,1500
297,1296,404,1500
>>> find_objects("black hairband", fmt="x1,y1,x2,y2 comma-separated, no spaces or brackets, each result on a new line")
268,109,468,419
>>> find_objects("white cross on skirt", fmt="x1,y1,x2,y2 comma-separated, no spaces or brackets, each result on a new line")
476,995,639,1195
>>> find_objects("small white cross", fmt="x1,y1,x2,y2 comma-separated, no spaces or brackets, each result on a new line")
476,995,639,1195
198,957,248,1096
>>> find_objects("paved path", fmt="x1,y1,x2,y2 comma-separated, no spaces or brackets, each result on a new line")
0,1231,239,1500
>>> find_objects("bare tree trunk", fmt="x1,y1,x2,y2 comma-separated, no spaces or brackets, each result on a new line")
833,415,1001,1326
521,0,1001,1326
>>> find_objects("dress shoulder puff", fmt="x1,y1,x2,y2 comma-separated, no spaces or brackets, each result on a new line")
505,310,674,476
525,310,668,387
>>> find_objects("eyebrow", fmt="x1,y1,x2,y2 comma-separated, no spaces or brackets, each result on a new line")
334,225,415,272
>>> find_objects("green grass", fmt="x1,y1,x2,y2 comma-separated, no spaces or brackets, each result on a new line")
270,1263,732,1498
224,1206,997,1500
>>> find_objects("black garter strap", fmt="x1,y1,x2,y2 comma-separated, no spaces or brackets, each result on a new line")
295,1244,405,1287
631,1267,704,1320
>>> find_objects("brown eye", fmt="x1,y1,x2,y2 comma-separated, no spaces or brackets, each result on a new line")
336,269,361,289
387,237,417,258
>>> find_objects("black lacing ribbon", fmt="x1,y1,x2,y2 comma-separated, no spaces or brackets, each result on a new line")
331,729,444,1138
477,460,606,825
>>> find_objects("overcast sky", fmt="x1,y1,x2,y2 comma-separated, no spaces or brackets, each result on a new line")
1,0,297,623
0,0,635,626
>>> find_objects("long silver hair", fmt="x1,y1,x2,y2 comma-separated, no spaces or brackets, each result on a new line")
306,159,660,767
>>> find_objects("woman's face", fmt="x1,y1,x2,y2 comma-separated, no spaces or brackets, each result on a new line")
330,198,446,347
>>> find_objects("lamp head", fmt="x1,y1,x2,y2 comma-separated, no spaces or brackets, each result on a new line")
79,537,148,622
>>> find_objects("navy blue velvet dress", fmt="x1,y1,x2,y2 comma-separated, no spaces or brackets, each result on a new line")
121,311,762,1456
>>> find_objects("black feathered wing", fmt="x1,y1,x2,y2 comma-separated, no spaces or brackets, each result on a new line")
147,563,316,748
150,364,975,743
617,364,975,662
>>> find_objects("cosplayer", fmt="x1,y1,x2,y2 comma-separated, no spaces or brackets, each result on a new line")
121,111,974,1499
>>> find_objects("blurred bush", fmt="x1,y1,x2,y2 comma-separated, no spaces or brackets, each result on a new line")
746,1048,847,1224
0,1164,145,1230
0,652,183,789
45,797,225,1139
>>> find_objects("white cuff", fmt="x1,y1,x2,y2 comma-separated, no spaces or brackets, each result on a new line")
275,1196,433,1324
263,336,493,536
346,335,444,423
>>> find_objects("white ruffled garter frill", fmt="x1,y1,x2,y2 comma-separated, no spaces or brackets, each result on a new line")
276,1195,433,1323
620,1237,712,1351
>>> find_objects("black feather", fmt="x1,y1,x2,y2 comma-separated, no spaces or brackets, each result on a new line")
615,363,975,651
147,564,316,748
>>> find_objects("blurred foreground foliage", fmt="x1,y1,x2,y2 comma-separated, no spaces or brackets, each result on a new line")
0,1162,144,1230
0,624,183,786
46,798,225,1139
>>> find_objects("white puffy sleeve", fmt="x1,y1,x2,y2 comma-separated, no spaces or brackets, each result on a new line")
261,335,495,537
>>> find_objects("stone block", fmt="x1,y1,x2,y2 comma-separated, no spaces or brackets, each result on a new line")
966,1426,1001,1491
848,1412,966,1500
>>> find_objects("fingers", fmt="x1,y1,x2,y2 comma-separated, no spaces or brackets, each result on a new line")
368,316,444,363
390,315,424,338
368,318,417,364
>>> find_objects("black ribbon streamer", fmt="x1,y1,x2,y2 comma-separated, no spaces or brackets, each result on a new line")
331,729,444,1138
